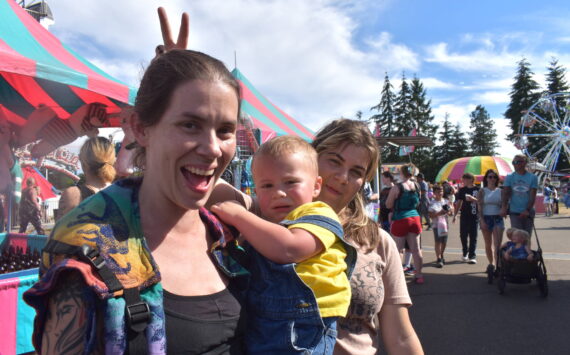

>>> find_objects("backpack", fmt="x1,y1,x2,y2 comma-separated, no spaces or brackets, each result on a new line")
395,182,421,212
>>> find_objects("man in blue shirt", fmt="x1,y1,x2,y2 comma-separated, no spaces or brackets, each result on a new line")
501,154,538,234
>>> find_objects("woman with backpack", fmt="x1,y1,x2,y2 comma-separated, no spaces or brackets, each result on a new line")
386,164,424,284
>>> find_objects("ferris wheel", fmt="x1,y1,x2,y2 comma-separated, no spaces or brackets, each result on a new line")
516,92,570,174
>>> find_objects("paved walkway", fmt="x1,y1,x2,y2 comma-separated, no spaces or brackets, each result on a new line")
402,211,570,355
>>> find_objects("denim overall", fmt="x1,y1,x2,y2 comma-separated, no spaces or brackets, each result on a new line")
244,214,357,355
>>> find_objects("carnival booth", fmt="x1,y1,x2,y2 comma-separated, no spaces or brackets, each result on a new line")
0,1,135,352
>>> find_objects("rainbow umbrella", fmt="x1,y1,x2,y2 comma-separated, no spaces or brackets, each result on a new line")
232,68,314,142
435,156,513,182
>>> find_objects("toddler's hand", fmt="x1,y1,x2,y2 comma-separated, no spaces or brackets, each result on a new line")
211,201,246,224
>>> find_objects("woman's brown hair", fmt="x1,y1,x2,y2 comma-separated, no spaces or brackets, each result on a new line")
133,49,241,169
312,119,380,252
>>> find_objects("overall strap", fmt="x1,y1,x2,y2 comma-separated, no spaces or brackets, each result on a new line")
281,215,344,238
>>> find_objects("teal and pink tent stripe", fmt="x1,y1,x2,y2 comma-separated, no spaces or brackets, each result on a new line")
0,233,46,354
0,268,38,354
0,0,136,127
232,68,314,141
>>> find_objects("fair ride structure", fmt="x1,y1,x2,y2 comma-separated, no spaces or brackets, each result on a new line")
516,92,570,179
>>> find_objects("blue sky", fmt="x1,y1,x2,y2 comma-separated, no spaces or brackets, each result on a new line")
45,0,570,160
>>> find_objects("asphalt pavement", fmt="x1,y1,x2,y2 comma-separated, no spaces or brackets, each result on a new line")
404,209,570,355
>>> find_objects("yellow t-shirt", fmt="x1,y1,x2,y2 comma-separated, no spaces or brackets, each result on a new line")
284,201,351,317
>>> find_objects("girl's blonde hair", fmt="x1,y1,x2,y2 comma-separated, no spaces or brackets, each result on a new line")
514,229,531,245
506,228,516,240
312,119,380,252
79,137,116,183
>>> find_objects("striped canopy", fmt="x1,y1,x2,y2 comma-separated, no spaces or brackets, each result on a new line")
232,68,314,141
436,156,514,183
0,0,136,127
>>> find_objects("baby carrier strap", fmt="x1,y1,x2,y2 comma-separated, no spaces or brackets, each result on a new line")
43,240,151,355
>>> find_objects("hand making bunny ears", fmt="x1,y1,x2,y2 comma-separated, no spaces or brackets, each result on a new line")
155,7,189,57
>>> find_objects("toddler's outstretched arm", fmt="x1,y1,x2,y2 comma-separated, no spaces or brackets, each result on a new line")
211,201,323,264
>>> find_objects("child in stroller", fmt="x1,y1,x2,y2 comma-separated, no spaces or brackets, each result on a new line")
502,229,534,262
496,228,547,296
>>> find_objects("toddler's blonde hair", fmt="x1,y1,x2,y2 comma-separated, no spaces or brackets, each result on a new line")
252,136,318,175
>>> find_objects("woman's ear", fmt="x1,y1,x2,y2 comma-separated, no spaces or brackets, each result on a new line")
313,176,322,199
130,112,150,147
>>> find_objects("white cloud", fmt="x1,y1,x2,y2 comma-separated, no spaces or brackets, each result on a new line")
472,90,510,105
47,0,419,131
421,77,456,89
425,42,521,72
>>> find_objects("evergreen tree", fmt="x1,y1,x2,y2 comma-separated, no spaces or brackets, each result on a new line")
410,76,437,179
545,57,569,95
434,113,456,165
391,73,414,161
469,105,499,156
393,72,414,137
370,73,396,136
370,73,397,161
504,58,540,141
449,123,469,160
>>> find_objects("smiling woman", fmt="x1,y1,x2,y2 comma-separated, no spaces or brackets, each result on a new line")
24,49,250,354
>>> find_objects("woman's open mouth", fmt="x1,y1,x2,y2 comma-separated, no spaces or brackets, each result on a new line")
181,166,215,193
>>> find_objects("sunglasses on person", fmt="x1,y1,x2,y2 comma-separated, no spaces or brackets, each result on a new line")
512,160,526,165
487,175,498,179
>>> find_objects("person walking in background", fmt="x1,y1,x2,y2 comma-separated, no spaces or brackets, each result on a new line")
417,173,431,230
501,154,538,235
379,171,395,232
477,169,505,275
386,164,424,284
453,173,480,264
442,180,456,206
363,181,380,222
18,177,44,235
428,185,453,268
57,136,116,220
552,186,559,214
543,178,553,217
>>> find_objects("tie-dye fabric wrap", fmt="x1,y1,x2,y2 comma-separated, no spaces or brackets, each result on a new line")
23,178,248,354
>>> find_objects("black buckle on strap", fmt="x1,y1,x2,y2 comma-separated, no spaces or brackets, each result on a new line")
126,301,151,333
79,245,106,270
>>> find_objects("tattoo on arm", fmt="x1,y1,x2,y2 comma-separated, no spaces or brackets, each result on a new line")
42,271,94,355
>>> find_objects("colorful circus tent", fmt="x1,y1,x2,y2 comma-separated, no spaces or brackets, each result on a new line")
0,0,135,128
232,68,314,142
436,156,514,183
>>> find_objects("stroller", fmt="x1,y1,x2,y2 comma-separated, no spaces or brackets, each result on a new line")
490,224,548,297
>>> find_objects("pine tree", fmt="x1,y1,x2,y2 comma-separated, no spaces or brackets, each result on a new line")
370,73,396,136
449,123,469,160
434,114,454,170
504,58,540,141
545,57,569,95
409,76,437,179
393,72,414,137
391,73,414,161
370,73,397,162
469,105,499,156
